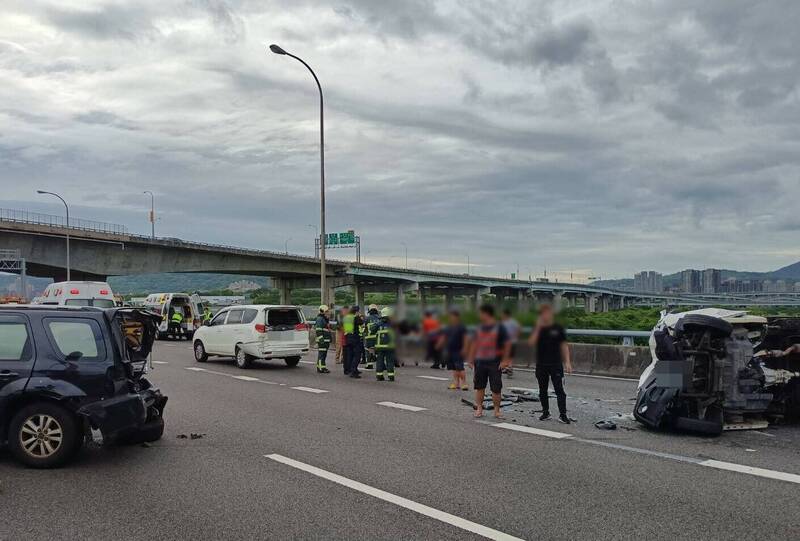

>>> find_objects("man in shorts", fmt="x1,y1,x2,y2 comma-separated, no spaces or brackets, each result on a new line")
438,309,470,390
467,304,512,418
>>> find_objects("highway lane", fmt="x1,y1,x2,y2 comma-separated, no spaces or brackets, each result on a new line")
2,341,799,540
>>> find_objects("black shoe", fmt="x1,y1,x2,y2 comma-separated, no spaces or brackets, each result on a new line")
539,412,551,421
431,364,440,369
388,376,395,382
558,414,571,424
351,373,362,379
320,368,330,374
376,376,385,381
344,371,351,376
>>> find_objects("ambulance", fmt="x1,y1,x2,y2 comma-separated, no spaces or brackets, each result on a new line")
143,292,207,340
34,281,116,308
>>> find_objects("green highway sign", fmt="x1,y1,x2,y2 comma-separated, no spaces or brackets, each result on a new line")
325,230,357,248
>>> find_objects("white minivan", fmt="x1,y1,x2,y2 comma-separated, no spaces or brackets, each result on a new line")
34,281,116,308
192,305,309,368
143,293,207,340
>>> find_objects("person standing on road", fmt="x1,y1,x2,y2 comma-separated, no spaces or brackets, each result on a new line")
438,309,470,390
363,304,381,370
314,305,332,374
501,308,520,379
422,310,443,368
467,304,512,419
375,307,397,381
528,304,573,424
335,306,347,364
343,305,364,378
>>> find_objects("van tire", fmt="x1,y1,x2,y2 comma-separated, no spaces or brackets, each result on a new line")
235,346,253,369
8,402,82,469
285,356,301,367
194,340,208,362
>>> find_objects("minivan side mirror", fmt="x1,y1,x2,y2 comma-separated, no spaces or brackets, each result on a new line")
203,320,211,326
65,351,83,361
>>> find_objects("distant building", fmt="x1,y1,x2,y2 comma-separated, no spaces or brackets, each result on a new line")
680,269,701,293
634,270,663,293
228,280,261,293
701,268,722,294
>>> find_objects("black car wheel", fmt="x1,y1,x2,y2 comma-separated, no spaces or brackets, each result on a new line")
677,314,733,338
285,356,301,367
8,403,81,469
194,340,208,362
235,346,253,369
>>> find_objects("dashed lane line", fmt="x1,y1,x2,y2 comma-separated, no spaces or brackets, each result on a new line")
264,454,524,541
184,366,280,385
377,401,427,412
416,375,449,381
152,361,169,365
493,422,573,439
291,386,329,394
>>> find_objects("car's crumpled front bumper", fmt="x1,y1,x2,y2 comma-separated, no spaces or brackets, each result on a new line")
77,379,168,443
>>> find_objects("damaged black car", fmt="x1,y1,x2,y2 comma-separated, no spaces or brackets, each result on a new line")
634,309,800,435
0,305,167,468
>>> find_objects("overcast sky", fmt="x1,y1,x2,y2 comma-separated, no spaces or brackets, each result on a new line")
2,1,799,280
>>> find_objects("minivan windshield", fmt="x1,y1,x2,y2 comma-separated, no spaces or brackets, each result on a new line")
267,309,302,328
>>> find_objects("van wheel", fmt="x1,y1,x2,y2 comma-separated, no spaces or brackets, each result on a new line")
8,403,81,469
194,340,208,362
285,356,301,367
235,346,253,369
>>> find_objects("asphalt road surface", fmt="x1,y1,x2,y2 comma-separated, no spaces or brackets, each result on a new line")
2,341,800,540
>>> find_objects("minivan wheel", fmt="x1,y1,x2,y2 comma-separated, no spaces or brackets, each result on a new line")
8,403,81,469
235,346,253,369
285,356,301,367
194,340,208,362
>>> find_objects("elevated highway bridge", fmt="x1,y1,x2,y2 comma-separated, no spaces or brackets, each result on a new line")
2,209,799,311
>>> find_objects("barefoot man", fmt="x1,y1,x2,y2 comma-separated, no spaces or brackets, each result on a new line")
467,304,512,418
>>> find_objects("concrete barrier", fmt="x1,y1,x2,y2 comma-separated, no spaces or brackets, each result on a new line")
395,335,651,379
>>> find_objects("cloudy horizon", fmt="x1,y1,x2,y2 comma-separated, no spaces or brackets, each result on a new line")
2,1,799,280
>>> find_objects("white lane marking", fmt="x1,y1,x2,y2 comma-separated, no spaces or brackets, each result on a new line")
699,460,800,485
299,360,315,365
232,375,260,382
152,361,169,365
416,375,449,381
265,454,524,541
493,422,573,439
291,386,329,394
492,420,800,486
377,401,427,412
185,367,206,372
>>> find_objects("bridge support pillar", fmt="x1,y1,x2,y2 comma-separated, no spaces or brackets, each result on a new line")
420,288,428,310
275,279,292,305
600,295,610,313
553,291,563,311
586,294,597,313
517,290,530,312
353,284,365,310
444,290,455,311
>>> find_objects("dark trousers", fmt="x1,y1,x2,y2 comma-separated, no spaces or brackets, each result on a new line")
317,348,328,369
376,349,395,378
536,365,567,415
344,338,362,375
426,337,442,366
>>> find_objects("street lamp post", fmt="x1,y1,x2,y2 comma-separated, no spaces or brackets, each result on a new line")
270,44,327,305
285,237,292,255
143,190,155,239
37,190,70,281
401,242,408,270
465,253,470,276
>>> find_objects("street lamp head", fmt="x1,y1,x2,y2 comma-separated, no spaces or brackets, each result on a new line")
36,190,46,194
269,44,288,55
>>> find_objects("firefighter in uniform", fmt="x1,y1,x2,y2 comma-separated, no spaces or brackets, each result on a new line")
375,307,397,381
363,304,381,370
202,306,213,324
314,305,332,373
343,306,363,378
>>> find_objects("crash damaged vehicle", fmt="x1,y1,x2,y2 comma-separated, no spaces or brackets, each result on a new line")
0,306,167,468
634,308,800,435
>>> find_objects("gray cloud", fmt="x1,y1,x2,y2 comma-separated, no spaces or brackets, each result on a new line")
1,0,799,279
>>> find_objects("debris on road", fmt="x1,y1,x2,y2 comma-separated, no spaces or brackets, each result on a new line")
176,433,206,440
594,420,617,430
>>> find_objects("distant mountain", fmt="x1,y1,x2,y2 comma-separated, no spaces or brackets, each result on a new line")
771,261,800,280
108,273,272,295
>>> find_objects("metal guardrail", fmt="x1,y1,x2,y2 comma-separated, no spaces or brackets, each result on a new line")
0,208,128,235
